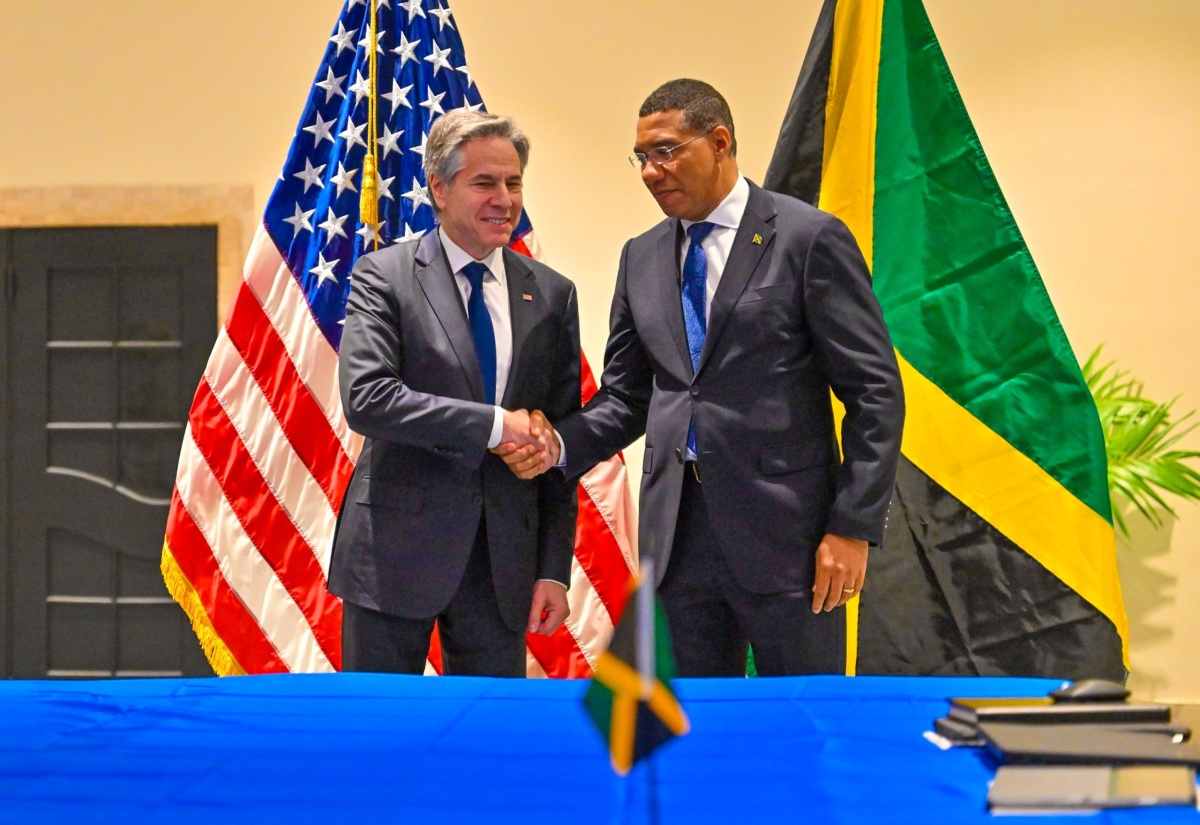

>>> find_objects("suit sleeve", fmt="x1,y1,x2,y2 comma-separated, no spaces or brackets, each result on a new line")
556,239,654,480
340,253,495,468
535,282,582,584
803,216,905,543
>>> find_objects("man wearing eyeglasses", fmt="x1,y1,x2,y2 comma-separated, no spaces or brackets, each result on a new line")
498,79,904,676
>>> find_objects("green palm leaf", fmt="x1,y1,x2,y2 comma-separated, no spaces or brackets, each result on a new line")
1083,346,1200,536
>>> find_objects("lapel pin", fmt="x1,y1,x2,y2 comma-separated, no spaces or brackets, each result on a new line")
522,293,533,301
752,233,763,245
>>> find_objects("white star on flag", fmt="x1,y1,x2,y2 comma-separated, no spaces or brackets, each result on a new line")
357,31,385,55
303,112,336,145
356,221,384,245
410,132,429,159
309,253,339,287
377,126,405,160
399,223,426,242
392,33,421,67
330,162,359,198
318,208,349,240
399,0,426,21
430,4,455,31
339,118,368,151
376,173,397,201
293,158,326,192
349,71,371,106
402,179,432,210
283,203,315,234
329,22,358,56
424,42,453,76
456,63,474,89
315,66,347,102
383,80,413,114
419,89,446,117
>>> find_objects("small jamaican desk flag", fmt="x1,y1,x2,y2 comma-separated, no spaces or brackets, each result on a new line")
583,559,689,774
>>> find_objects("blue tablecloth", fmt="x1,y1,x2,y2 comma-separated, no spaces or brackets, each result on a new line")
0,674,1196,823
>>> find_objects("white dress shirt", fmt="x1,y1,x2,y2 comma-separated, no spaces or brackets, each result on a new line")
438,228,513,449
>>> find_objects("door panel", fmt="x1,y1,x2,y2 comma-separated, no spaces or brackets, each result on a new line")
4,226,218,678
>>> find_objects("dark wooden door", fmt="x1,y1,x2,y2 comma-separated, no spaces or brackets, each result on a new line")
2,226,217,678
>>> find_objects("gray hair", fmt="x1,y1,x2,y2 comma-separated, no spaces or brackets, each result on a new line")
423,110,530,214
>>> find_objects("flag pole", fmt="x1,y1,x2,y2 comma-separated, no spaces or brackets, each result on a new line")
636,558,656,689
636,558,660,825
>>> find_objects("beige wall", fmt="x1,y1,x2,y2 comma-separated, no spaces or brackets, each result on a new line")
3,1,1197,698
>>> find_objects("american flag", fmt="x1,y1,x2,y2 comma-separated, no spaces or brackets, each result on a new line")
161,0,636,677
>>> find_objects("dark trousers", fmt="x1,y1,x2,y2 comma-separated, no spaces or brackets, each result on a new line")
341,523,526,677
658,467,846,677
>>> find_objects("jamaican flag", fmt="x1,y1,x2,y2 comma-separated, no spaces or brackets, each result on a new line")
583,567,689,775
763,0,1127,680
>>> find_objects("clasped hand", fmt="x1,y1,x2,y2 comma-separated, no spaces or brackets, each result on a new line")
490,409,559,479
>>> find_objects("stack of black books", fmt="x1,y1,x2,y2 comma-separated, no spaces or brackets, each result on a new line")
933,680,1200,812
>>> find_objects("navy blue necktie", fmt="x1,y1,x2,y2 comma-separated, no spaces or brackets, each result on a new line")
461,261,497,405
682,222,716,455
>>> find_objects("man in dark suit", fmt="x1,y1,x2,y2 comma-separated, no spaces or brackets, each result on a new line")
501,79,904,677
329,109,580,676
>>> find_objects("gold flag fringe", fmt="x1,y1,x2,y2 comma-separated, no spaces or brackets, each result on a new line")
160,541,246,676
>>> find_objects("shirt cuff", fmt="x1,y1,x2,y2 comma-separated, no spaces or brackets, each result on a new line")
553,429,567,468
487,407,504,450
535,578,568,590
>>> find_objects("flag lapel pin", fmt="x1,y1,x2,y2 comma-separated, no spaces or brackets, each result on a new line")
752,233,763,245
522,293,533,301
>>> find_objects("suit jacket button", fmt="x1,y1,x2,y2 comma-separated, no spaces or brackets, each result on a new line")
689,386,700,397
472,494,483,506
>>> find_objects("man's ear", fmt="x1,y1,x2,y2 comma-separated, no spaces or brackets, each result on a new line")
428,173,449,211
710,126,733,160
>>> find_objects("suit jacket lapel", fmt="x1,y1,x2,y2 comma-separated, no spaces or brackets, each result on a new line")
654,220,694,377
413,232,486,402
697,183,777,375
500,248,538,410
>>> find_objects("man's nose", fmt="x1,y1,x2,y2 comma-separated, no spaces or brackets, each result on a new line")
641,161,665,184
491,186,513,208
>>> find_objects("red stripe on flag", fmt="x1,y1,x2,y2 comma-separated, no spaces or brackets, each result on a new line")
527,624,593,679
574,486,635,627
508,237,532,258
166,492,288,674
223,281,353,510
189,382,343,669
427,623,444,675
580,350,599,405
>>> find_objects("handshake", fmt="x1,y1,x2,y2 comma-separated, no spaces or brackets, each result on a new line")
490,408,560,480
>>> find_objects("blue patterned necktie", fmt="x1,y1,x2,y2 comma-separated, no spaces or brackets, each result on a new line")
461,261,497,405
682,221,716,455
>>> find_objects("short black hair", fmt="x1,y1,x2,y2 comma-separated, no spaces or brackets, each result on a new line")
639,79,737,157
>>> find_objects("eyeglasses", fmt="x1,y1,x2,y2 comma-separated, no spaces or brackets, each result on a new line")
628,129,715,170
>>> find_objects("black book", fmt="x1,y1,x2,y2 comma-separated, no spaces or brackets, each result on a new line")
949,696,1170,726
980,722,1200,767
933,715,985,746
